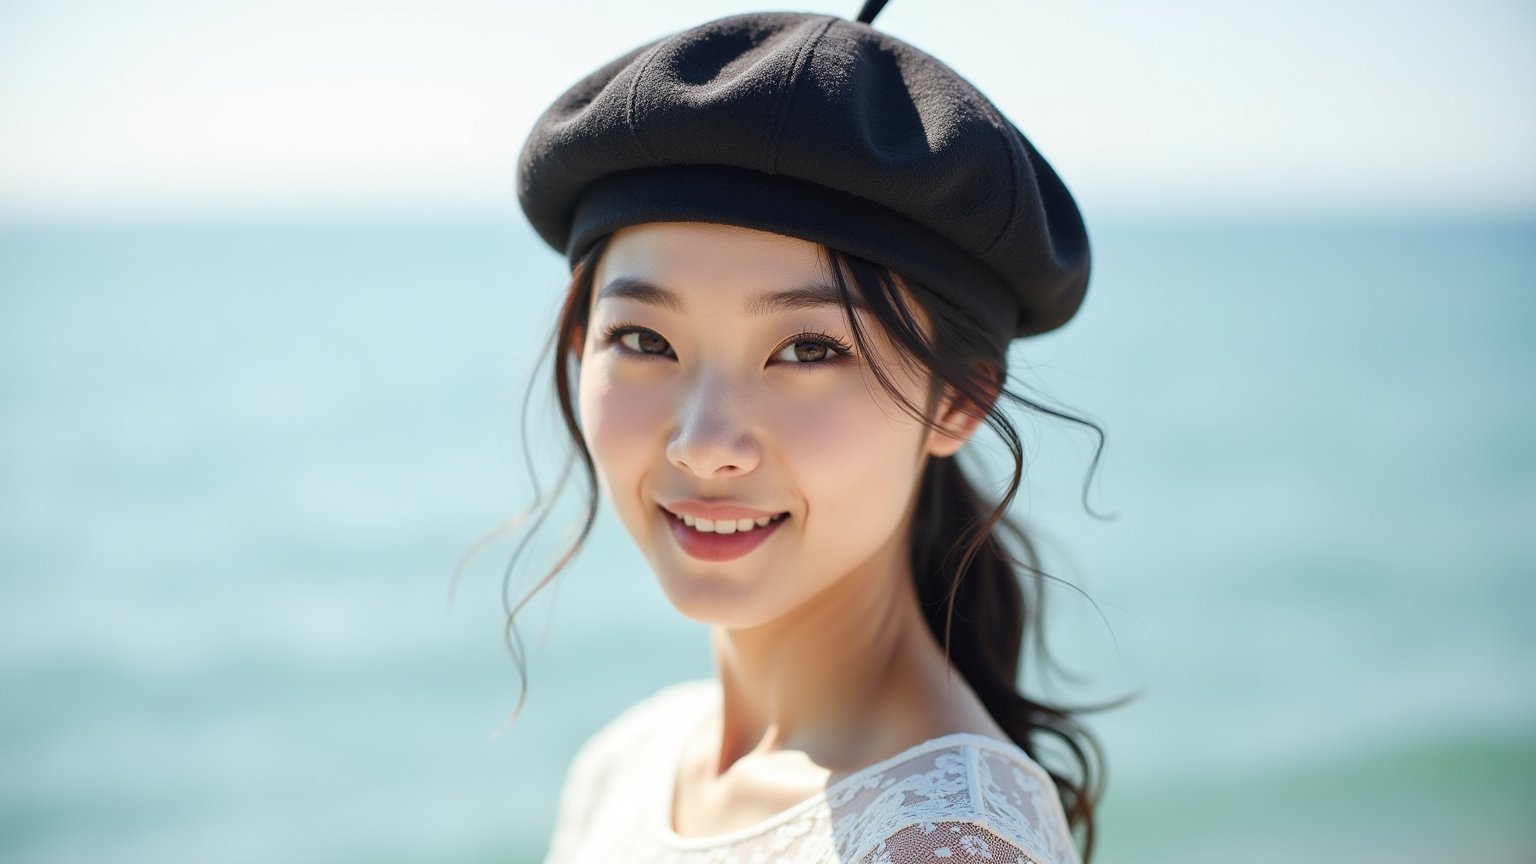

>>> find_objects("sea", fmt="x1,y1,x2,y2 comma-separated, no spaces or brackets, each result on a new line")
2,215,1532,863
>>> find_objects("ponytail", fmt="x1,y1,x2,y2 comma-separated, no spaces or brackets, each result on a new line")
911,456,1117,861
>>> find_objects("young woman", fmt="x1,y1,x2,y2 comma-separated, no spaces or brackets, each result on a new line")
511,4,1115,862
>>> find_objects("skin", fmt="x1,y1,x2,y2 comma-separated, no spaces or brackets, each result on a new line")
577,222,1009,837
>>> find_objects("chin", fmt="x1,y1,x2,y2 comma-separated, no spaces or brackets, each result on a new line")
652,567,787,630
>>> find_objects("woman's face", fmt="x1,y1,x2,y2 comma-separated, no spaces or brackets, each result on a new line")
577,222,972,628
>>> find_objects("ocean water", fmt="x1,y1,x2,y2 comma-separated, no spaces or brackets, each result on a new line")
1,216,1532,863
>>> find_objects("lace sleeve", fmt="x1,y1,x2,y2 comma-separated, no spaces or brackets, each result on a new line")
859,820,1058,864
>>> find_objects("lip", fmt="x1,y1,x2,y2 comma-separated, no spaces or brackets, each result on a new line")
659,502,789,563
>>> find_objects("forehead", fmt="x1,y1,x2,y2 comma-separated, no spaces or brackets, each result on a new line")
593,223,832,298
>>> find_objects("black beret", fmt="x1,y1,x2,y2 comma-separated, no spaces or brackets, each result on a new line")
517,11,1089,343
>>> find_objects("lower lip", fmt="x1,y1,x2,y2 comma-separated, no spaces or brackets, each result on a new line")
664,510,786,562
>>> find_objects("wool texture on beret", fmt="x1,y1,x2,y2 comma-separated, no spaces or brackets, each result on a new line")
517,10,1090,343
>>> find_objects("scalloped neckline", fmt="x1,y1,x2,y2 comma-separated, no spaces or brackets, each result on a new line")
653,687,1021,849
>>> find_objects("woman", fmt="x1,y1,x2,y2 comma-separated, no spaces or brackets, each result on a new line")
512,4,1114,862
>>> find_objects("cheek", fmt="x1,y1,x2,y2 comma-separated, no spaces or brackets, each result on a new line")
578,363,669,494
769,377,925,508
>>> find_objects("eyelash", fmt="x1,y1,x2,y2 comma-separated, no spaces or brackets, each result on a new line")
600,322,672,359
599,322,854,366
780,330,856,366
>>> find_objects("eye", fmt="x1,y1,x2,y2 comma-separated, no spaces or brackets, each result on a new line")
772,333,853,365
603,324,674,358
621,329,671,355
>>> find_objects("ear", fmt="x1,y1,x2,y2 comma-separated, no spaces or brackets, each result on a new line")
923,369,1000,458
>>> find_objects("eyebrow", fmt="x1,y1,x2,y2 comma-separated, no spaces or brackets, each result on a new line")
596,276,865,316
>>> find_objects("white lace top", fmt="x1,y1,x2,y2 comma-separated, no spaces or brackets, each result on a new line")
542,679,1082,864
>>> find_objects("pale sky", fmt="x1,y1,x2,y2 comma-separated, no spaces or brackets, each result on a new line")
1,0,1532,220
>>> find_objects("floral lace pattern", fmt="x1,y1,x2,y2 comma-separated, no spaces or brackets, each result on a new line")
863,821,1048,864
542,680,1079,864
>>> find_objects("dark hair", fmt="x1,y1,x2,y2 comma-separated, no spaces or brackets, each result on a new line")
482,232,1129,862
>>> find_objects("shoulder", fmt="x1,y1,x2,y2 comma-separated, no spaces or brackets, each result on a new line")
565,677,716,778
840,737,1081,864
545,678,716,857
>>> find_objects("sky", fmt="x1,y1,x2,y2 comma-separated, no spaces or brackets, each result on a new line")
0,0,1533,221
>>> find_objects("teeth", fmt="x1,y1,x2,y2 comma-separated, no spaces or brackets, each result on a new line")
670,510,784,535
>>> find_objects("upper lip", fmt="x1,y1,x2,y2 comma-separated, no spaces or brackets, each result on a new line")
660,500,786,521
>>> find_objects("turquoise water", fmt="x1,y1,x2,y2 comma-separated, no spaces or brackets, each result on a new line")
1,217,1532,863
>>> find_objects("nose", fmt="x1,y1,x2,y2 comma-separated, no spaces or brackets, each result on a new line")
666,376,761,478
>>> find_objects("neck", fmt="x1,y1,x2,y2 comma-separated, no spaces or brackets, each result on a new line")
701,539,962,776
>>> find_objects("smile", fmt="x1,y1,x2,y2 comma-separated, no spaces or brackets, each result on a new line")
659,505,789,562
670,511,786,535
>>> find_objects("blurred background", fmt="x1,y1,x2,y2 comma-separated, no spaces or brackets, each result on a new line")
2,0,1532,862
